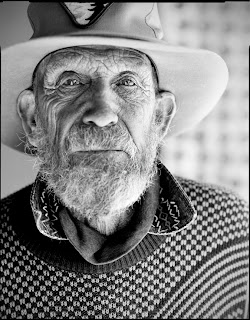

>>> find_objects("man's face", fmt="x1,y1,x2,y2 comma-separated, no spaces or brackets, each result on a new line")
29,46,165,221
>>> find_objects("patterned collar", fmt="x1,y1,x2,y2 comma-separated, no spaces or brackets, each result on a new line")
30,162,197,241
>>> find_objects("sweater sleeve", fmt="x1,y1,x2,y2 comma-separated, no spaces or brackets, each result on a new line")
178,177,249,319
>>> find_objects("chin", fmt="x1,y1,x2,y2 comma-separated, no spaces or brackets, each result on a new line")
56,167,148,217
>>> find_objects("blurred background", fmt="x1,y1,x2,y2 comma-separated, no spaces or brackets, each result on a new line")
160,2,249,202
1,2,249,202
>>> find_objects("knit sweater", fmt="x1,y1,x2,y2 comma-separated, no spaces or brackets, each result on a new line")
0,165,249,319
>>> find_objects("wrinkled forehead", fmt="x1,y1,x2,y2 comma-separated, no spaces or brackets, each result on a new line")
36,45,153,79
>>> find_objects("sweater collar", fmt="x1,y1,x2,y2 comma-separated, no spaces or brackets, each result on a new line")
30,162,197,243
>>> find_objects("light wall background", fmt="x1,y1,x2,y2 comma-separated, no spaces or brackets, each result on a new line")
1,2,249,202
160,2,249,202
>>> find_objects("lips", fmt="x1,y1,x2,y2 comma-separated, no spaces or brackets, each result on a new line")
71,150,129,158
73,149,124,153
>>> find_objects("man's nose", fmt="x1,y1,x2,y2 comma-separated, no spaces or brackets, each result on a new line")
81,98,119,127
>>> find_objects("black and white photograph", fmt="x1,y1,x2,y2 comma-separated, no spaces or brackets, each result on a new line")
1,2,249,319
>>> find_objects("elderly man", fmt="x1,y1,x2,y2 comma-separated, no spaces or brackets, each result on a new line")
1,3,248,319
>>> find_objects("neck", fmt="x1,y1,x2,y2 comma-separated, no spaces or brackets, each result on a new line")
64,170,159,236
68,204,136,236
85,206,136,236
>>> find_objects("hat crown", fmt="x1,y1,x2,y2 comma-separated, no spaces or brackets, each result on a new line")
28,2,164,40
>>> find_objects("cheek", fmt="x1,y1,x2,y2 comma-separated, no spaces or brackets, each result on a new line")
38,94,73,146
118,87,155,117
120,98,156,150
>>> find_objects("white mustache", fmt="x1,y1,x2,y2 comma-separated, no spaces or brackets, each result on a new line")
66,124,138,158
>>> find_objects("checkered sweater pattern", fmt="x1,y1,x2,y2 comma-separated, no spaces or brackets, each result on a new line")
0,177,249,319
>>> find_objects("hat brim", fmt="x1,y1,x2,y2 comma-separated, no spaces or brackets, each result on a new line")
1,32,228,153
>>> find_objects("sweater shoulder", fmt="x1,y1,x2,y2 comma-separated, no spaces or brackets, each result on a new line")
176,175,248,210
176,176,249,238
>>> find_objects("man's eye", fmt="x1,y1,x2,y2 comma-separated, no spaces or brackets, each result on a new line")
118,79,136,87
62,79,80,86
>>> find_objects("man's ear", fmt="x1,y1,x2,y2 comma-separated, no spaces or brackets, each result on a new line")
17,90,38,147
155,91,176,139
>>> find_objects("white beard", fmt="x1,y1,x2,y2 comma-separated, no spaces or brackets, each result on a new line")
30,119,160,234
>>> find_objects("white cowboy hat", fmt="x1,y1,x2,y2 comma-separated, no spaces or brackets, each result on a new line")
1,2,228,153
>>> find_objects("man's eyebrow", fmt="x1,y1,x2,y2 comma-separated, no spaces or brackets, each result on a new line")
43,58,84,85
114,70,141,79
47,57,80,73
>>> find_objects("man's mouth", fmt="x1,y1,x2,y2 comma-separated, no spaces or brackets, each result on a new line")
73,150,124,153
71,150,129,157
68,150,129,166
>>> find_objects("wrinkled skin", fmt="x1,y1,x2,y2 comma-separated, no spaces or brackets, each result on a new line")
34,46,157,156
18,46,175,235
